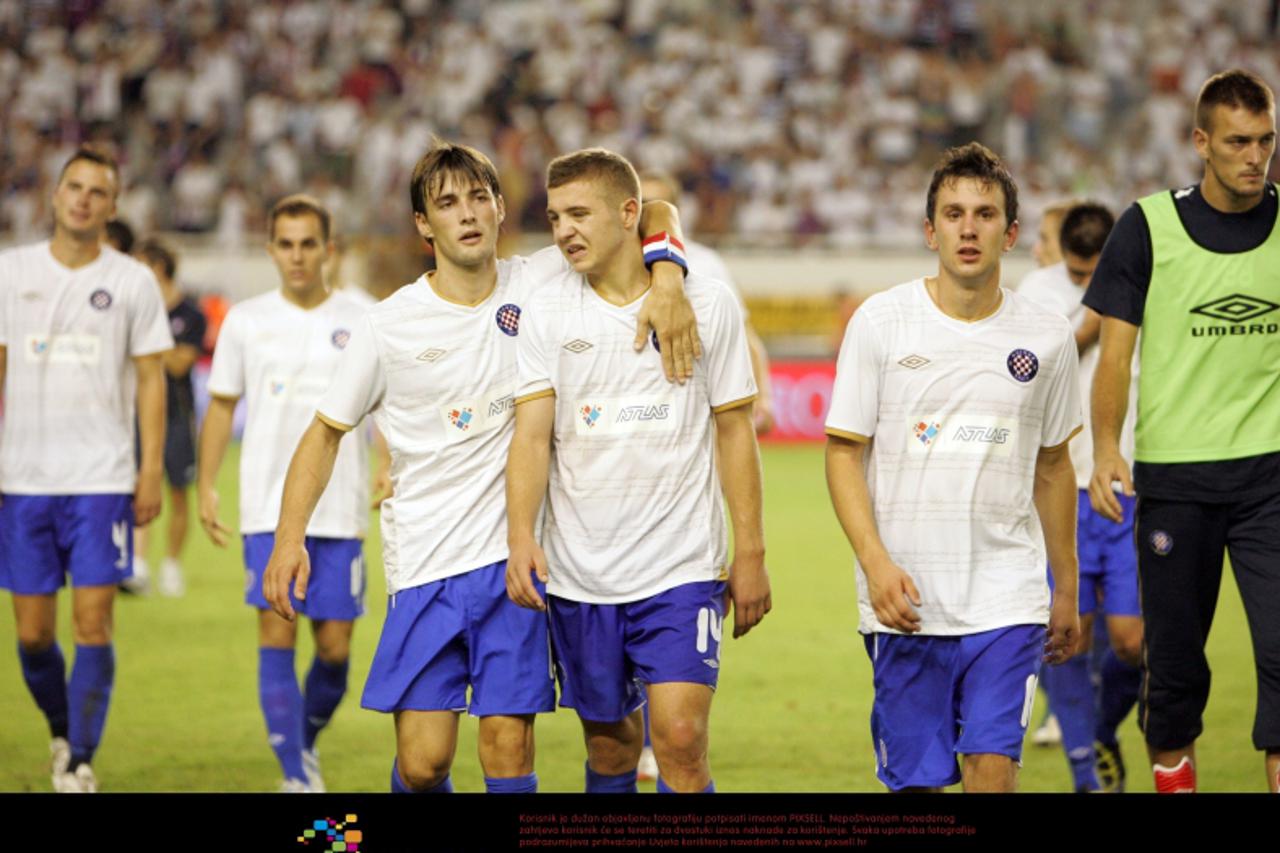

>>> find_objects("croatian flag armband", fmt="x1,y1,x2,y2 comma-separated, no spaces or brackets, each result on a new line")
642,232,689,277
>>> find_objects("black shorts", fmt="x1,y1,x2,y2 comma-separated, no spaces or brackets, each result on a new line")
1135,491,1280,751
163,413,197,488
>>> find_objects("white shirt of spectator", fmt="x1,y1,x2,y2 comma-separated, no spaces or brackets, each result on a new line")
1017,262,1137,489
825,280,1082,636
206,289,369,538
316,248,566,595
516,270,757,605
0,242,173,493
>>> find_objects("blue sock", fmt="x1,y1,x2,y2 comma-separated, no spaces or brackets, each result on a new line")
486,773,538,793
18,643,69,739
1095,647,1141,746
585,763,637,793
258,648,306,782
391,759,453,793
302,656,349,749
1043,654,1098,790
67,644,114,767
656,777,716,793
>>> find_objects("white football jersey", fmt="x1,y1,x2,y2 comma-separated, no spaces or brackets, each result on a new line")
826,280,1082,636
0,242,173,493
206,289,369,537
1018,262,1137,489
516,270,757,605
317,248,567,594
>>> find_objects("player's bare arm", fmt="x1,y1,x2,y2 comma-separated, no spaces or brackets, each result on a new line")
196,394,239,546
1089,316,1139,522
263,416,346,621
636,200,702,382
1074,308,1101,354
163,342,201,379
370,427,392,507
0,344,4,508
714,403,771,637
745,327,775,433
825,435,922,633
133,352,167,526
505,394,555,611
1034,439,1082,664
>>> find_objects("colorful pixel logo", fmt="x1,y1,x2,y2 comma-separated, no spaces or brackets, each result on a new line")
913,421,941,446
297,814,361,851
448,407,474,431
581,404,602,428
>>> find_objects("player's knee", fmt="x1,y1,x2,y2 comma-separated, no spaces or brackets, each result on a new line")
71,609,113,644
313,643,349,666
478,718,533,766
397,750,453,791
16,629,56,655
651,716,708,766
1112,632,1143,667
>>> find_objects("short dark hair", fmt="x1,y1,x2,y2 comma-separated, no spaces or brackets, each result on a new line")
1195,69,1275,132
1059,202,1115,259
136,237,178,280
409,138,501,219
103,219,135,253
925,142,1018,227
268,193,331,241
58,146,121,197
547,148,641,206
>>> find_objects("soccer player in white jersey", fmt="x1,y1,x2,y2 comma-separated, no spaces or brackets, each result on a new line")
825,143,1082,793
506,149,771,794
262,141,697,794
198,195,371,793
1018,203,1143,792
0,148,173,793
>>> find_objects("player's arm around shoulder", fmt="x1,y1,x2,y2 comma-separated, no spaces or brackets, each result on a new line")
637,200,702,382
506,392,556,611
264,415,349,621
714,402,771,637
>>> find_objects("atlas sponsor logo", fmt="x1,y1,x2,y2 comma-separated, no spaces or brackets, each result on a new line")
1190,294,1280,337
952,425,1010,444
488,394,514,417
617,403,669,423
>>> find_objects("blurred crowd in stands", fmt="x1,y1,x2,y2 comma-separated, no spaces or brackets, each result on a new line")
2,0,1279,248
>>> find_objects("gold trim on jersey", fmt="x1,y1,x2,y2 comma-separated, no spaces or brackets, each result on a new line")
711,394,756,414
1042,423,1083,452
825,427,870,443
514,388,556,405
316,411,356,432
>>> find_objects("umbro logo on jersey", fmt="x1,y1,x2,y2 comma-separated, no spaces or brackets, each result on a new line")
20,291,41,301
496,303,521,336
331,328,351,350
89,289,112,310
564,339,593,353
417,347,447,362
898,354,930,369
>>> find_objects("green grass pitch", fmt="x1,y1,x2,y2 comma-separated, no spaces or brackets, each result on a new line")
0,444,1265,792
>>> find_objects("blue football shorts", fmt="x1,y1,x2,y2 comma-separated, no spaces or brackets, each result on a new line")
361,561,556,716
549,580,727,723
242,532,365,621
0,494,134,594
863,624,1043,791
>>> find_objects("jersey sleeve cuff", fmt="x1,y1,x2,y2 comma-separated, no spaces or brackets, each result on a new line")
515,388,556,405
711,394,757,414
316,411,356,432
207,389,242,402
825,427,871,443
1042,423,1083,451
